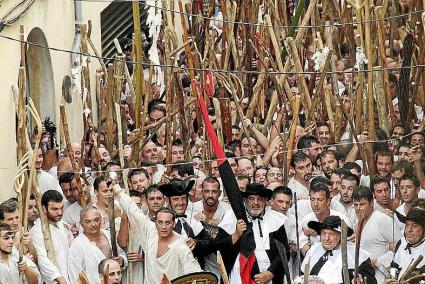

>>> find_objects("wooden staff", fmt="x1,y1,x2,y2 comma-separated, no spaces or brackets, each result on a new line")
341,220,350,284
163,28,177,165
108,196,118,257
284,37,312,117
81,24,94,129
364,0,376,141
214,72,255,153
262,91,279,136
217,251,230,284
27,98,58,267
104,64,115,155
373,66,390,134
113,38,134,97
246,57,270,120
334,102,344,143
86,20,108,76
178,0,204,133
374,7,396,129
175,71,191,161
133,2,144,127
60,105,87,207
264,15,294,108
286,95,302,170
212,97,225,147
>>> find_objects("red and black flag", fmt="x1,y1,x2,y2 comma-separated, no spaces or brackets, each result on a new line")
197,86,259,282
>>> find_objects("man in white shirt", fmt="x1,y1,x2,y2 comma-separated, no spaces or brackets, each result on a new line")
352,186,401,282
338,172,359,224
35,148,64,195
114,185,202,283
0,223,40,284
370,175,394,215
298,182,351,256
302,216,377,283
287,151,313,200
68,207,127,284
191,176,231,279
395,174,420,227
392,207,425,279
30,190,72,284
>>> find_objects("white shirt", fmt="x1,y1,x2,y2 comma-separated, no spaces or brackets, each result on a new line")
299,209,352,249
37,170,64,195
395,203,408,232
359,210,401,282
117,190,202,283
68,229,127,284
0,246,40,284
30,219,72,283
63,203,82,231
190,200,231,280
393,237,425,279
302,242,370,284
287,177,309,200
290,199,348,223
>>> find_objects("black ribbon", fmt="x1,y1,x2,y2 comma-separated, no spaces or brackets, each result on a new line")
310,250,333,275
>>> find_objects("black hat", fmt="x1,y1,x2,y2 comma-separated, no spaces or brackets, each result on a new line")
241,183,273,200
308,215,354,237
394,207,425,227
158,178,195,197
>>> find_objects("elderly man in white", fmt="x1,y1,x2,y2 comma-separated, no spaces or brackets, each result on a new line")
68,206,127,284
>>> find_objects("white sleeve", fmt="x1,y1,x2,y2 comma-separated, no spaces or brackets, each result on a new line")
116,190,154,250
22,255,41,284
181,246,202,275
67,240,84,284
29,226,63,282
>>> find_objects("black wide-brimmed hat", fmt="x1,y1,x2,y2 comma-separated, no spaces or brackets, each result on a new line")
394,207,425,227
158,178,195,197
241,183,273,200
308,215,354,237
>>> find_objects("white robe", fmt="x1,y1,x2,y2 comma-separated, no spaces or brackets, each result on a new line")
68,229,128,284
29,219,72,283
117,191,202,283
0,246,40,284
359,210,402,281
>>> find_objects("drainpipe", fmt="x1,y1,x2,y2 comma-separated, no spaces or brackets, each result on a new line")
70,0,82,93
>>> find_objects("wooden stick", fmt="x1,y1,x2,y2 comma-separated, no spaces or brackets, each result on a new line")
113,38,133,97
284,37,312,116
108,196,118,257
217,251,230,284
114,102,132,283
364,0,376,141
212,98,225,147
373,66,390,134
341,219,350,284
286,95,302,170
60,105,87,207
27,98,58,268
178,0,204,133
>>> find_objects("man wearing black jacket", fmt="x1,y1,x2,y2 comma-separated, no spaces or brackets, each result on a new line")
214,183,290,284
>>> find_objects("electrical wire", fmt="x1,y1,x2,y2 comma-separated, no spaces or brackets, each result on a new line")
74,0,425,30
0,33,424,75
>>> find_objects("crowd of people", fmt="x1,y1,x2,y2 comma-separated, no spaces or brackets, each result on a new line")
3,0,425,283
